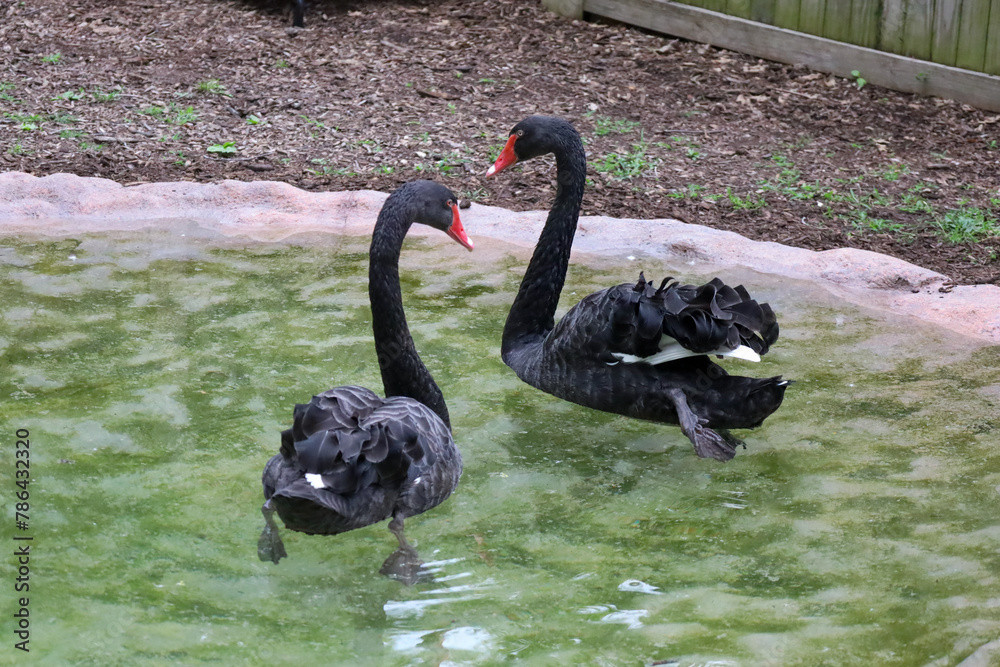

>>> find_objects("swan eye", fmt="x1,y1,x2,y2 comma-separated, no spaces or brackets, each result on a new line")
515,129,524,137
446,199,454,209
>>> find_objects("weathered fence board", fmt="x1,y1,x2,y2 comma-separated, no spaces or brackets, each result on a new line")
931,0,962,66
579,0,1000,111
986,1,1000,75
727,0,753,19
822,0,853,44
879,0,908,54
749,0,777,25
851,0,882,49
901,0,935,61
955,0,990,72
772,0,801,30
797,0,827,35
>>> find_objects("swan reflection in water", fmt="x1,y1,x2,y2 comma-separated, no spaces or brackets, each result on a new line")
256,181,472,583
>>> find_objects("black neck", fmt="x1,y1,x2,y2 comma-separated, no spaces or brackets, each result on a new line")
369,195,450,429
502,131,586,357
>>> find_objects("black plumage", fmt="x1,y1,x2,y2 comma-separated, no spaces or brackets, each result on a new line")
487,116,789,461
258,180,471,565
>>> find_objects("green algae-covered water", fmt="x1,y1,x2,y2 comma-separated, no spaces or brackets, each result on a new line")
2,227,999,666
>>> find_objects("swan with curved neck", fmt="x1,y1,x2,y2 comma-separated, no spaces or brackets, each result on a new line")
488,116,788,461
259,180,473,568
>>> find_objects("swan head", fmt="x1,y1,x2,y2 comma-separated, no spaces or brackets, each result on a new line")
404,180,473,251
487,116,578,176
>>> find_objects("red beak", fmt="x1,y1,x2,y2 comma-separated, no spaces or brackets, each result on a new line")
486,134,518,177
445,203,474,251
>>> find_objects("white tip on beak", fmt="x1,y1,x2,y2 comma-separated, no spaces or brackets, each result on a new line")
486,164,497,177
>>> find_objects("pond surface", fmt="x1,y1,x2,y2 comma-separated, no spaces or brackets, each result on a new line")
1,226,999,666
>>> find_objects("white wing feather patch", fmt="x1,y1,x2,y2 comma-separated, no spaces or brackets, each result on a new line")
305,473,326,489
609,336,762,366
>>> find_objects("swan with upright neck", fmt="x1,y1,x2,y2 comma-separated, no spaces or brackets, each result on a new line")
258,180,473,567
488,115,788,461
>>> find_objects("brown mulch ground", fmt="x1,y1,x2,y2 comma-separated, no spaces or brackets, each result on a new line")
2,0,999,285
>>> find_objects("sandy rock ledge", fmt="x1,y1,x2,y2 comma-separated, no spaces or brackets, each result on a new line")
1,172,998,345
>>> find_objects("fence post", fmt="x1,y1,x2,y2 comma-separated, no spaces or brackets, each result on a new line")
542,0,584,19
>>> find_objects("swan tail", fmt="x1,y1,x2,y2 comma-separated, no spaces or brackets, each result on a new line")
283,389,419,497
613,274,778,361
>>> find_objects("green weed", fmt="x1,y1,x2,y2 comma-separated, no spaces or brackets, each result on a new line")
196,79,230,96
849,211,906,235
592,116,641,136
207,141,237,156
594,136,659,180
91,87,122,103
898,193,933,214
726,188,766,211
171,105,199,125
53,89,84,101
931,207,1000,243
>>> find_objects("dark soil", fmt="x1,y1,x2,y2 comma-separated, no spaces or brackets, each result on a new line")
2,0,999,284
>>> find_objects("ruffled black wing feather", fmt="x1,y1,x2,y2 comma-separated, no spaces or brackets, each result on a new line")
609,273,778,359
262,385,460,536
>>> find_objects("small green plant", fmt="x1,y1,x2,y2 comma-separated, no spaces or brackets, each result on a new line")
0,82,14,91
170,105,199,125
7,112,43,131
594,136,659,180
726,188,766,211
139,106,166,117
171,150,187,166
79,141,104,152
916,72,929,82
91,87,122,102
306,158,350,176
849,211,905,235
850,70,867,89
275,59,290,68
246,114,263,125
301,115,334,137
49,112,79,124
355,138,382,153
770,154,795,169
41,52,62,64
877,163,909,181
374,164,395,175
897,192,933,214
987,140,998,150
665,184,707,199
53,89,84,101
931,207,1000,243
433,151,473,175
593,116,641,136
447,102,457,114
207,141,238,156
477,78,496,84
196,79,230,96
685,147,702,160
7,143,30,155
59,129,85,139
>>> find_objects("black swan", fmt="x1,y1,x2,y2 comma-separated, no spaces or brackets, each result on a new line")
486,116,788,461
258,180,473,573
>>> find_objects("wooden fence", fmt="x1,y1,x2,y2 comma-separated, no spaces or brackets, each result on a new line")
544,0,1000,112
